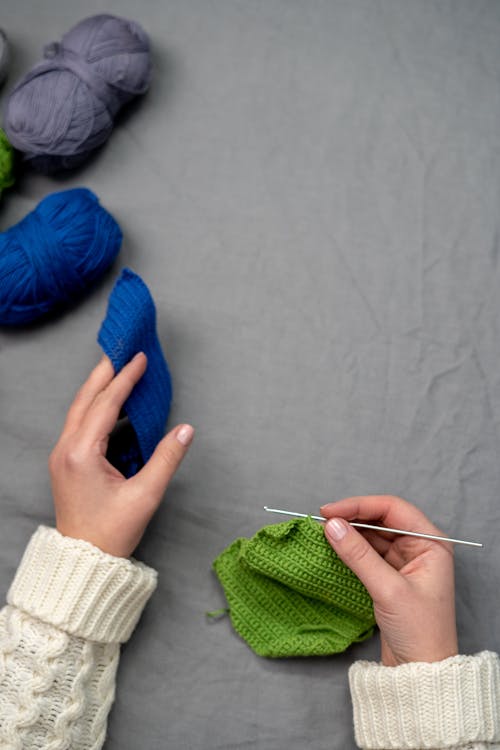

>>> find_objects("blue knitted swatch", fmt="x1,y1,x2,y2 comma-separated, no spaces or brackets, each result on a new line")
97,268,172,477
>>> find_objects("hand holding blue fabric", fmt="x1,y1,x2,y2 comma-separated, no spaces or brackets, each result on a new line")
49,353,194,557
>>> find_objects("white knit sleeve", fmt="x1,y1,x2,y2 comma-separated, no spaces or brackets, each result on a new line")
348,651,500,750
0,525,157,749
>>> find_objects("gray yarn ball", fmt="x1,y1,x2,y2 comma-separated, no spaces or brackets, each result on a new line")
3,15,151,173
0,29,9,87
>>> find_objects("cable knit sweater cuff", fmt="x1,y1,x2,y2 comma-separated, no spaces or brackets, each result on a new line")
349,651,500,749
7,525,158,643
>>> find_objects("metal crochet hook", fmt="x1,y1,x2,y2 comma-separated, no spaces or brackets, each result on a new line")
263,507,483,548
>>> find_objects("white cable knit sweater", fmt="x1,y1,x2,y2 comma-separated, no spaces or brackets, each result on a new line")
0,526,157,749
0,526,499,750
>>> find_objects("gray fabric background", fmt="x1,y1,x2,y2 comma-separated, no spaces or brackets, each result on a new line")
1,1,500,748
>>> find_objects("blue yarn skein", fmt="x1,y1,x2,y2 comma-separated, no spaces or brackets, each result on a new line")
0,188,122,325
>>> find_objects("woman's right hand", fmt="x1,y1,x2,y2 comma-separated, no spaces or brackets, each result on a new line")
321,495,458,667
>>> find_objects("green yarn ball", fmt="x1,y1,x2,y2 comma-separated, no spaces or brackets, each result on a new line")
0,129,15,196
213,517,376,658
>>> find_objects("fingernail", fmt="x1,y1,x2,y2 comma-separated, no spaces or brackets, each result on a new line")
132,351,145,361
176,424,195,446
325,518,348,541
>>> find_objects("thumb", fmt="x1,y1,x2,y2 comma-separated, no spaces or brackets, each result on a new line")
130,424,194,500
324,518,401,603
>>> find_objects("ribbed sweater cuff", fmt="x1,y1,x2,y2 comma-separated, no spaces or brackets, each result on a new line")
349,651,500,749
7,525,158,643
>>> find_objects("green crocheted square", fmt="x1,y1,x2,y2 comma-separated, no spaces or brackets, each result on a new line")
213,517,376,658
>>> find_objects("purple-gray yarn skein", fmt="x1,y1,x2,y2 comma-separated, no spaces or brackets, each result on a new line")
3,15,151,173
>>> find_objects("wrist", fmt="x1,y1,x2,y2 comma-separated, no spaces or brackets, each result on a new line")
381,645,459,667
55,514,140,558
381,633,458,666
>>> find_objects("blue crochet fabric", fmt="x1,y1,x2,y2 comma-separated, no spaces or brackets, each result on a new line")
97,268,172,477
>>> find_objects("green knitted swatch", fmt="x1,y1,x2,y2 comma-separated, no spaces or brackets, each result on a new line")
212,517,376,658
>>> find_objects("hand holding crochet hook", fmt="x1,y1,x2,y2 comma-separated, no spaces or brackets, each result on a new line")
319,496,459,667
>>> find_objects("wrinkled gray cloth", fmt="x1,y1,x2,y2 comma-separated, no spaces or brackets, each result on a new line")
1,1,499,749
0,29,9,86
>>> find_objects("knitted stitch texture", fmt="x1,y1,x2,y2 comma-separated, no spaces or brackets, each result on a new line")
213,517,376,657
349,651,500,750
8,526,157,643
98,268,172,478
1,525,157,748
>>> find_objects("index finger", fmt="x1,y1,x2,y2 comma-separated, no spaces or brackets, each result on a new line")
61,355,115,437
79,352,147,446
320,495,445,537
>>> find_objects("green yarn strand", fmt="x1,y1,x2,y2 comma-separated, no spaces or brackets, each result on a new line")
206,608,230,619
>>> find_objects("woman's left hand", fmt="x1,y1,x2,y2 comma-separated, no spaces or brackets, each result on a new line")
49,352,194,558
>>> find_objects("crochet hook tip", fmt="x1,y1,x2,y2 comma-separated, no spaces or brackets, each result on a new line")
263,507,483,549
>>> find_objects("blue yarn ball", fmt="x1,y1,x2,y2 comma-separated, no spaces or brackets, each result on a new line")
0,188,122,325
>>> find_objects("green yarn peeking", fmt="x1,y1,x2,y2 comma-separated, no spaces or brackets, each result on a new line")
212,517,376,658
0,129,15,196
